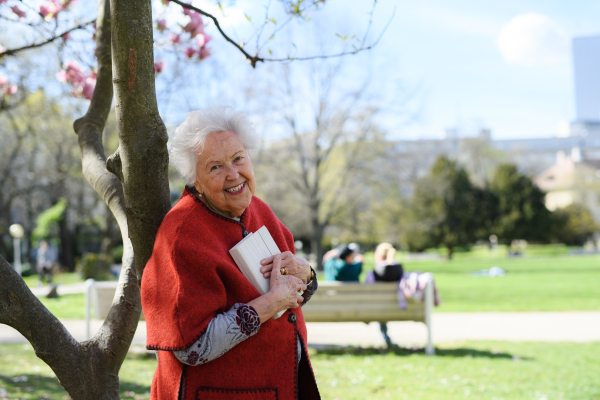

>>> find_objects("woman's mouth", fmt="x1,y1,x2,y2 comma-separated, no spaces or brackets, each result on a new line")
225,182,245,194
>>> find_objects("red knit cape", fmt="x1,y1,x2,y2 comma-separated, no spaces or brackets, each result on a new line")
142,189,320,400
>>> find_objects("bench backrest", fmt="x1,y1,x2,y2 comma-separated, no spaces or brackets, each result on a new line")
89,281,426,324
301,282,425,323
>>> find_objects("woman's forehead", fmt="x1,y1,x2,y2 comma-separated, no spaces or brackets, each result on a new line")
199,132,245,160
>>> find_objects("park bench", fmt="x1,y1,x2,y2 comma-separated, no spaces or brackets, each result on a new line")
301,280,434,355
84,277,435,355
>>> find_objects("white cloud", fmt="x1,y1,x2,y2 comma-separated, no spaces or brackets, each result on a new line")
497,13,569,66
413,6,502,37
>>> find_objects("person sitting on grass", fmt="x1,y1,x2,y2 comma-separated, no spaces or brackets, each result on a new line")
324,243,363,282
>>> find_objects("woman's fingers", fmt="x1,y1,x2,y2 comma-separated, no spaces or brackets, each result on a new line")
260,254,275,266
269,254,281,283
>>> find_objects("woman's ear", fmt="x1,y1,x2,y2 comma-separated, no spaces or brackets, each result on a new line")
193,180,203,196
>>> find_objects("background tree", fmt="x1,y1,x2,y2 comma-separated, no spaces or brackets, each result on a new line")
404,156,482,258
251,57,392,268
554,203,597,246
489,163,554,244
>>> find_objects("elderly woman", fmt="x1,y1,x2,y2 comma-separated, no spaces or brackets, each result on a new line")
141,106,320,400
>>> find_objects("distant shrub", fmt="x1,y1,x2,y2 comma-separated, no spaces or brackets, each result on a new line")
78,253,113,281
110,245,124,263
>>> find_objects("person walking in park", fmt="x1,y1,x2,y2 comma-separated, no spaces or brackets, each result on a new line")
36,240,56,286
141,106,320,400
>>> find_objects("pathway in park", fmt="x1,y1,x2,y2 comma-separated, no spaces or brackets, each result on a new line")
3,283,599,347
1,312,599,347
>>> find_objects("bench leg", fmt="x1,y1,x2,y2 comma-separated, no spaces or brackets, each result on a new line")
379,322,393,348
425,277,435,355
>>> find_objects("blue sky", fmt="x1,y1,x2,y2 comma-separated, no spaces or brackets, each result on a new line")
308,0,600,140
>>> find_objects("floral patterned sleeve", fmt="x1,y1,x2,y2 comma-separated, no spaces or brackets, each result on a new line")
173,303,261,366
301,267,318,306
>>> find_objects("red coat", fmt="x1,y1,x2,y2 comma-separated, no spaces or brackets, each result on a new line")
142,189,320,400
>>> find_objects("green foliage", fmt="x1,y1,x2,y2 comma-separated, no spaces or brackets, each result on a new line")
553,203,598,246
489,164,554,243
405,156,482,255
31,199,68,245
111,245,124,263
77,252,113,281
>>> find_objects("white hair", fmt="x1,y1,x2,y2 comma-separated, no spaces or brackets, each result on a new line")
170,105,259,186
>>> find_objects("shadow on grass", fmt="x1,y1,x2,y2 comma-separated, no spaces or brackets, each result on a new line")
0,374,151,399
0,374,67,397
311,344,531,360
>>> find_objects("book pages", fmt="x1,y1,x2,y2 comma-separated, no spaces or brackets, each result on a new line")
229,226,289,319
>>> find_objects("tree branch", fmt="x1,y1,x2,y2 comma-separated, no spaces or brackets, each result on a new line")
170,0,393,68
0,20,96,57
0,255,86,395
73,0,142,374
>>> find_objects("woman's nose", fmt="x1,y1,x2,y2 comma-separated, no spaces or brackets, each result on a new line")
225,164,239,180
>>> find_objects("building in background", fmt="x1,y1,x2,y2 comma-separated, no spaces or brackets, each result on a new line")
535,158,600,222
393,34,600,204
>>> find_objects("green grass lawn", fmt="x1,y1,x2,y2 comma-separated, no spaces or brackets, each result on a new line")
1,341,598,399
357,253,600,312
37,294,85,319
25,253,600,319
22,272,84,288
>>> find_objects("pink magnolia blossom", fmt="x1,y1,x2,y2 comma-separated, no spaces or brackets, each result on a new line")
0,74,8,86
183,12,204,37
184,47,196,58
154,60,166,75
39,1,58,18
169,33,181,45
199,47,211,60
61,32,70,41
56,60,85,84
3,83,17,95
156,19,167,31
195,32,211,48
58,65,96,100
11,5,26,19
183,8,192,16
0,0,8,4
81,77,95,100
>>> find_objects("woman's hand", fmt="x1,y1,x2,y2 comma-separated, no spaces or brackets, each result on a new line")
260,251,311,284
249,254,306,322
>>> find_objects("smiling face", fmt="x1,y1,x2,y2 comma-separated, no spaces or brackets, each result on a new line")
193,131,256,218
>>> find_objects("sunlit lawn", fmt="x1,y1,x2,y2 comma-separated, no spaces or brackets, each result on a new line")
358,252,600,312
1,341,599,400
38,294,85,319
22,272,84,288
24,252,600,320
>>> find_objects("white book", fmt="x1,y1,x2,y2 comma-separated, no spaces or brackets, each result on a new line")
229,226,297,319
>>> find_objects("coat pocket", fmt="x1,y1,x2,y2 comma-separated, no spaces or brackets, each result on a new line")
196,387,278,400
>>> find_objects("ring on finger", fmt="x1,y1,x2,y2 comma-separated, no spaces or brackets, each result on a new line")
282,268,288,275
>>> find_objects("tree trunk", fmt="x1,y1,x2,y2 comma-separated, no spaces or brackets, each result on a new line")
0,0,157,397
108,0,171,281
311,221,325,271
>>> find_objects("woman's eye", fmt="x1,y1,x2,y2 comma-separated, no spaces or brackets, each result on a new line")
210,165,220,171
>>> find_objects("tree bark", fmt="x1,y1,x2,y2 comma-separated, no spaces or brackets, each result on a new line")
109,0,171,282
0,0,149,397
